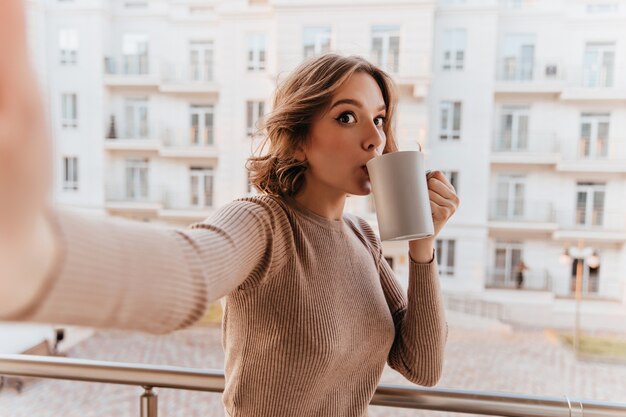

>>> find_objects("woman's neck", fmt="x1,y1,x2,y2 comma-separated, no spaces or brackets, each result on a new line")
293,184,346,221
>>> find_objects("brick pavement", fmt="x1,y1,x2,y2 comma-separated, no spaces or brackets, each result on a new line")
1,312,625,417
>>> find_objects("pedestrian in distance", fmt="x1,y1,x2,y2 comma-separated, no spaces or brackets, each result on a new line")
515,260,528,289
0,1,460,415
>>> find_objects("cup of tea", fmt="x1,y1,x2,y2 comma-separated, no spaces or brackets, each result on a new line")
365,150,434,241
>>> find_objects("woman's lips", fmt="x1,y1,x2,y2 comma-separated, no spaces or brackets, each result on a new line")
362,166,369,177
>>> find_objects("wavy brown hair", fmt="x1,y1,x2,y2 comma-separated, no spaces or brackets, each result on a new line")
246,53,399,197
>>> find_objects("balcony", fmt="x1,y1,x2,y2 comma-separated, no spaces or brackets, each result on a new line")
491,132,560,165
159,127,219,159
104,137,160,152
556,137,626,173
494,60,566,94
561,66,626,101
159,62,220,95
103,57,160,87
393,75,431,99
105,187,162,214
486,269,552,291
160,190,214,222
488,199,557,233
553,209,626,243
1,354,625,417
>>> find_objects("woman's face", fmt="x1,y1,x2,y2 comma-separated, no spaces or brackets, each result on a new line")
297,72,387,198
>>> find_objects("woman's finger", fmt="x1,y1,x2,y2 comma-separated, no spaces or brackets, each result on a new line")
428,171,456,194
428,190,458,214
428,178,460,207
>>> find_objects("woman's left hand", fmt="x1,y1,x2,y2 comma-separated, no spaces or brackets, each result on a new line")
426,170,460,238
408,170,460,263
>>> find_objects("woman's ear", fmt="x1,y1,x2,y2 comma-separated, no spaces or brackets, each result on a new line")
293,143,306,162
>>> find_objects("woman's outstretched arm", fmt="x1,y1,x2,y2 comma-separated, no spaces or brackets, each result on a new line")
0,0,281,333
1,199,280,334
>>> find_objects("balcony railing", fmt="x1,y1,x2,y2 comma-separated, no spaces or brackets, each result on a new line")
491,132,559,154
486,270,552,291
104,56,150,76
556,209,626,232
495,60,566,83
558,137,626,164
161,62,215,84
488,199,556,224
1,354,625,417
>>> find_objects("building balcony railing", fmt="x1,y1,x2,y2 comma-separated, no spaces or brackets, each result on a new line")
488,199,556,224
160,62,219,94
160,127,219,159
1,354,625,417
104,186,163,213
556,209,626,233
494,60,566,93
491,132,560,164
160,190,215,221
556,137,626,172
103,56,160,86
486,269,553,291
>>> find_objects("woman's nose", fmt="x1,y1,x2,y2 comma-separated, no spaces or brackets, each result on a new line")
364,123,385,153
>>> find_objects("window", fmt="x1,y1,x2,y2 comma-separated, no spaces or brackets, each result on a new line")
575,182,605,227
436,239,456,276
583,43,615,88
442,171,459,193
501,34,535,81
439,101,462,140
63,157,79,191
59,28,78,65
493,242,523,287
579,113,609,158
570,258,600,295
247,34,266,71
124,1,148,8
61,93,78,128
190,167,214,208
586,3,618,13
190,105,214,145
190,41,214,82
125,158,149,200
246,101,265,136
495,174,525,219
371,25,400,73
303,27,331,60
501,0,533,9
122,34,149,75
498,106,529,151
442,29,466,71
124,98,149,139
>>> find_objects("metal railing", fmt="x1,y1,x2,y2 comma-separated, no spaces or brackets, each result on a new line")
1,354,626,417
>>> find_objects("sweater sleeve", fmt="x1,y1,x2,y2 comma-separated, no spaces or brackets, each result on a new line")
381,251,448,387
3,197,282,334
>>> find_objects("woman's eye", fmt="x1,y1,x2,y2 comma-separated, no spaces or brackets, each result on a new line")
374,116,386,126
337,113,356,124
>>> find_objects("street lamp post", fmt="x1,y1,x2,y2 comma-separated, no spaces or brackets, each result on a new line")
559,239,600,359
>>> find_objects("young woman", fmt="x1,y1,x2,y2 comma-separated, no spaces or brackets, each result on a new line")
0,1,460,415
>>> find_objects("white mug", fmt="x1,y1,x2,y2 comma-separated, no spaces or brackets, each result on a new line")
366,151,434,241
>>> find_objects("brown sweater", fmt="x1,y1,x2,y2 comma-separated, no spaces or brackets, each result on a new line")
12,194,447,417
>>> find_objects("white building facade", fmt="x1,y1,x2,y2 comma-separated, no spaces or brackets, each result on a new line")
26,0,626,331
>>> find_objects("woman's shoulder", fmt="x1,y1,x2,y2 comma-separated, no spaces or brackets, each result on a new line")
232,194,292,220
343,213,382,253
191,194,291,232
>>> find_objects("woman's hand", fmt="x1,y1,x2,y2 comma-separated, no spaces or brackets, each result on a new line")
0,0,51,241
0,0,56,317
409,170,460,263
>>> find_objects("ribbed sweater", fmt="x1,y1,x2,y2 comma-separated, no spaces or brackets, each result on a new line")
10,194,447,417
